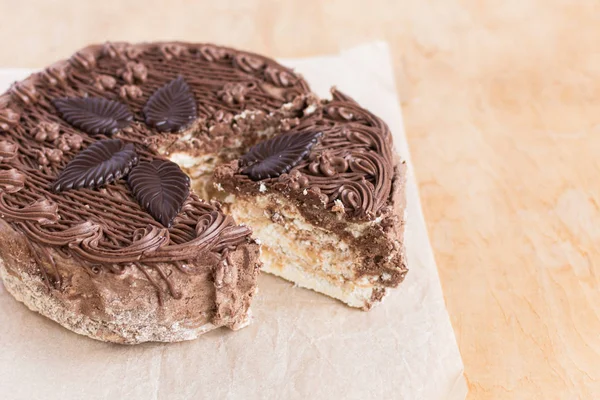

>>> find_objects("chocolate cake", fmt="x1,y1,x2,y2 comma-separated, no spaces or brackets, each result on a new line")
0,42,407,344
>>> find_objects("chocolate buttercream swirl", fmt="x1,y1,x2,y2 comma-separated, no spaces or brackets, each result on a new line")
233,53,265,73
0,140,18,161
101,42,143,61
213,225,253,252
119,61,148,84
308,152,349,177
159,43,188,60
19,221,100,246
119,85,143,100
10,81,38,105
325,105,354,121
264,67,295,88
0,196,58,225
102,42,128,59
0,169,26,192
194,211,250,252
195,211,228,241
69,49,96,71
70,224,169,264
0,107,20,131
32,122,60,142
94,74,117,91
198,44,231,62
218,83,249,105
40,64,68,86
335,180,375,218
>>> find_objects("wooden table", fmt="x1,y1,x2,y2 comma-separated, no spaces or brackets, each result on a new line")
2,1,597,398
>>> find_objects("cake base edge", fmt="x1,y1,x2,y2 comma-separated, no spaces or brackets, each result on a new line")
261,261,387,310
0,258,253,344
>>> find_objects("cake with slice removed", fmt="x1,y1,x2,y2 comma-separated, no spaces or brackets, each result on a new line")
0,41,407,344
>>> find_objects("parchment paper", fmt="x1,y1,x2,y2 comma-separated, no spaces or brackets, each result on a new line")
0,42,467,400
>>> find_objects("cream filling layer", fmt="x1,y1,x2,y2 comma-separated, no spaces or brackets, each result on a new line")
225,194,386,309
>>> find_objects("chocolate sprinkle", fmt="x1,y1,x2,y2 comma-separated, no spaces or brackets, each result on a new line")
52,139,138,192
143,76,197,132
240,131,322,180
53,97,133,135
127,160,190,227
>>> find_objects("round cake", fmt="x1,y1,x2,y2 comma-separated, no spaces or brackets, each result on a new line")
0,42,407,344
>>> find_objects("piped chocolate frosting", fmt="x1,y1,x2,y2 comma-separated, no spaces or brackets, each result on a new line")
0,42,309,297
0,41,399,303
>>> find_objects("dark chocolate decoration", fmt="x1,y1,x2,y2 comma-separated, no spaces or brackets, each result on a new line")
143,76,197,132
240,131,322,180
127,160,190,227
53,97,133,135
52,139,138,192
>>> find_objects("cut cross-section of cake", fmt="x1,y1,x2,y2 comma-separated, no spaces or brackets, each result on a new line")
214,89,407,310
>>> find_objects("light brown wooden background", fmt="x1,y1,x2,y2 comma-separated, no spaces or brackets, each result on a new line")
2,1,598,398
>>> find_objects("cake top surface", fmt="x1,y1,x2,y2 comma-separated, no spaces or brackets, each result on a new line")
0,42,308,277
0,41,399,294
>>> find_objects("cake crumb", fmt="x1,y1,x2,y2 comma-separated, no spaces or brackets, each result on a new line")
381,273,392,282
271,212,284,224
332,199,345,214
235,110,249,120
259,183,267,193
302,189,308,195
303,104,317,116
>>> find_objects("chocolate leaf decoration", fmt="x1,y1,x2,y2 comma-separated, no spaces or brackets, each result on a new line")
240,131,322,180
143,76,197,132
127,160,190,227
53,97,133,135
52,139,138,192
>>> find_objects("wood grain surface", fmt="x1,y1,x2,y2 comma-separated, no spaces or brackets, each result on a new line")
1,1,598,398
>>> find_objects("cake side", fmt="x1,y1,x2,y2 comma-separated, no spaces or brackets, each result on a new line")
0,218,261,344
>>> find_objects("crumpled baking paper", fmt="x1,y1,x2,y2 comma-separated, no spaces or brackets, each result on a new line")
0,42,467,400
